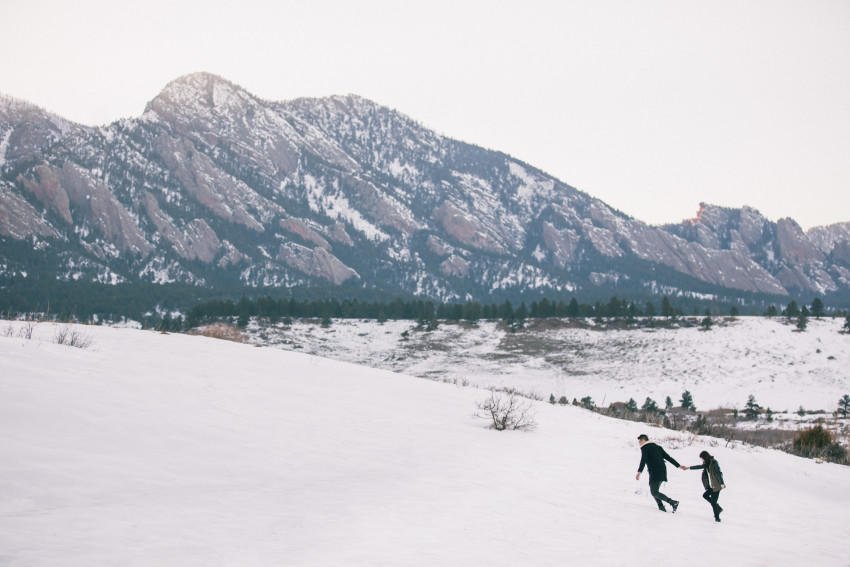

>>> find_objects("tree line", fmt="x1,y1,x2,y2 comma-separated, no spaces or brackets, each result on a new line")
182,294,845,331
185,295,672,329
3,274,844,331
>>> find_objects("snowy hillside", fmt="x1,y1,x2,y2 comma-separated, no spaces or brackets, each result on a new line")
245,316,849,413
2,321,849,566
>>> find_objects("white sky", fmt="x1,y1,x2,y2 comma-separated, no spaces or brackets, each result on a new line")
2,0,849,230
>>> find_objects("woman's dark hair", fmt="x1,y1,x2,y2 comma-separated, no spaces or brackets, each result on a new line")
699,451,713,461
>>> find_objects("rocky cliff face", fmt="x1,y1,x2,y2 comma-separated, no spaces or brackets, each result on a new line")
1,74,848,301
663,204,850,295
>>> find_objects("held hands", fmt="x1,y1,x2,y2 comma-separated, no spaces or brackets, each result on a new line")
680,465,689,470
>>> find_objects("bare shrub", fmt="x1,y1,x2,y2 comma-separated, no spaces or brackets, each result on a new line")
659,433,699,449
53,324,95,349
736,429,796,448
192,323,246,343
18,320,35,340
68,329,94,349
475,391,537,431
54,324,70,345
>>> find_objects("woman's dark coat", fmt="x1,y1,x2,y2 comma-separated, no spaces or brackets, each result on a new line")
690,458,725,492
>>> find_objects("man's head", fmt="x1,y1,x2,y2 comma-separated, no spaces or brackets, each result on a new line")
637,434,649,446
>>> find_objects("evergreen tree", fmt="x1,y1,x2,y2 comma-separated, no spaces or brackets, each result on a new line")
838,394,850,418
644,301,656,318
608,297,624,318
765,305,778,317
665,396,673,410
580,396,595,409
766,407,774,422
593,301,604,323
785,300,799,319
498,300,514,322
680,390,696,411
661,296,674,318
558,396,569,405
744,394,761,420
627,302,637,324
811,298,825,319
796,312,808,331
700,315,713,330
626,398,639,413
555,300,568,318
514,303,528,329
549,394,557,404
642,397,659,414
845,315,850,333
567,297,579,318
730,306,740,317
538,298,554,318
463,302,482,324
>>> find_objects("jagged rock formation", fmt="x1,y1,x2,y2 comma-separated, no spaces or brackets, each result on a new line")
1,74,848,300
663,204,850,295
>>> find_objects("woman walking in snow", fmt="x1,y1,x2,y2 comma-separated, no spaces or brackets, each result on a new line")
684,451,726,522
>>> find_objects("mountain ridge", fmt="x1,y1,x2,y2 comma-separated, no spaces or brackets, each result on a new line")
2,73,848,303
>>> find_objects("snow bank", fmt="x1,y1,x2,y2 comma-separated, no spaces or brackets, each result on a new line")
1,322,849,566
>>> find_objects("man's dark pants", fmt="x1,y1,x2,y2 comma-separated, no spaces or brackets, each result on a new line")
649,480,675,510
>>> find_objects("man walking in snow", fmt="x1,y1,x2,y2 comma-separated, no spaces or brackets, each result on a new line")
636,433,684,512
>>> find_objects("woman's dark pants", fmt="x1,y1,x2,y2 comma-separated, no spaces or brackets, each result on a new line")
703,489,722,518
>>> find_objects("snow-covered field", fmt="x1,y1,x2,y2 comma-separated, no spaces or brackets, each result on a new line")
2,321,850,566
246,316,849,413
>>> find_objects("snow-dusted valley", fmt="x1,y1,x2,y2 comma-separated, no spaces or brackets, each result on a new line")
242,316,849,415
3,319,849,566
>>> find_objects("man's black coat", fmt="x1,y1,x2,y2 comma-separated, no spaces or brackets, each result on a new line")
638,442,681,483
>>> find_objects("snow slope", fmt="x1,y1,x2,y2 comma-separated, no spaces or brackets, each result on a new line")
2,322,849,566
247,316,850,412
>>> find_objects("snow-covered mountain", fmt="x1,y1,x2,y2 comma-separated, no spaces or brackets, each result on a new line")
2,321,849,566
2,73,849,300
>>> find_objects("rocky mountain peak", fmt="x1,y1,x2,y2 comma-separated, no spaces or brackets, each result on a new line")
0,94,77,171
144,72,258,124
663,202,849,295
1,75,849,302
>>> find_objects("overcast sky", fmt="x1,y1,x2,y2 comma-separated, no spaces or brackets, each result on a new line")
2,0,848,230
